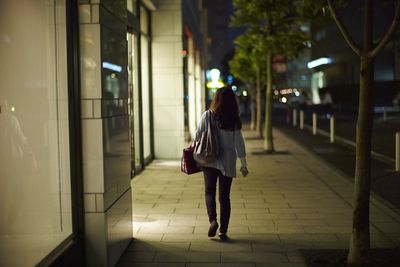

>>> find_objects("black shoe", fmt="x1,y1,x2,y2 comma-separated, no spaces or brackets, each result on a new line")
218,232,229,241
208,221,219,237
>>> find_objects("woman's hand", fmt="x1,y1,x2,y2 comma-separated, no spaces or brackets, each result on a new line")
240,166,248,177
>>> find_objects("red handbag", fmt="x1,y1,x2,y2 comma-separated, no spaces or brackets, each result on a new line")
181,145,201,175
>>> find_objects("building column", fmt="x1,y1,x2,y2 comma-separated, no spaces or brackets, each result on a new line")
195,49,205,123
79,1,132,266
152,0,185,159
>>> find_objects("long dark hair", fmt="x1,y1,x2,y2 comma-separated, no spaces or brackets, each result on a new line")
209,87,242,130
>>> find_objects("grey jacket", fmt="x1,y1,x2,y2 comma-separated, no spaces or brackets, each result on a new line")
194,110,246,178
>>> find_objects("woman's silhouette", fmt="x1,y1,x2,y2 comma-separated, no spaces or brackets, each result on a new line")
195,87,248,240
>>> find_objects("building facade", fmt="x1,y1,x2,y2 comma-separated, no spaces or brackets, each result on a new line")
308,1,399,108
0,0,207,266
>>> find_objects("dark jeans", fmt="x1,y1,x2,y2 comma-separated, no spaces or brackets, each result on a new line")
202,167,233,233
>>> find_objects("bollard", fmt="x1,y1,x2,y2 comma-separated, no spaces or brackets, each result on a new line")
330,116,335,143
300,110,304,130
396,132,400,171
312,112,317,135
293,109,297,127
383,107,387,122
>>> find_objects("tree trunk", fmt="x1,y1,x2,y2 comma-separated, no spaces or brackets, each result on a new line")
348,1,373,266
264,53,274,152
348,55,373,267
250,84,257,131
256,67,263,138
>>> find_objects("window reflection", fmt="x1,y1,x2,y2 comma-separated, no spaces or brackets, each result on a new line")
0,0,72,266
141,6,151,161
127,32,142,173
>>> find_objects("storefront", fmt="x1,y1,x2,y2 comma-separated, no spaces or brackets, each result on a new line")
140,4,154,165
127,1,155,175
0,0,205,265
0,0,84,266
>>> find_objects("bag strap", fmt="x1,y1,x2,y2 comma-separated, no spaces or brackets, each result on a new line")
208,109,216,129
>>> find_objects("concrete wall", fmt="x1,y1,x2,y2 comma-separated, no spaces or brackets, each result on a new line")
79,1,132,266
152,0,185,159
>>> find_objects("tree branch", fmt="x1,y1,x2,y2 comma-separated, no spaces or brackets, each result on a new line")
327,0,362,56
369,1,400,58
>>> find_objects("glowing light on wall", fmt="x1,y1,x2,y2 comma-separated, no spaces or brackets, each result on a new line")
307,57,332,69
206,81,224,89
206,68,224,89
210,68,220,81
102,62,122,72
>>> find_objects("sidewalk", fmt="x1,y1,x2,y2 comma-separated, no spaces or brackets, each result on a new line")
116,129,400,267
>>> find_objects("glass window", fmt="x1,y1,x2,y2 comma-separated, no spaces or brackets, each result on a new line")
0,0,72,266
141,34,151,160
128,0,137,15
127,32,142,173
140,6,148,35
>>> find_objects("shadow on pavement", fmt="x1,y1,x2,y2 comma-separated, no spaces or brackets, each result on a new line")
300,248,400,267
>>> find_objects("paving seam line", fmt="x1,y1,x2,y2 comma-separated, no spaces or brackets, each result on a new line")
275,127,400,245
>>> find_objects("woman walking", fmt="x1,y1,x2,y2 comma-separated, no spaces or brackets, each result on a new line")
194,87,248,241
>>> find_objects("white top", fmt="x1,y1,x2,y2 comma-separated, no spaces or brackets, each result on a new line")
194,110,247,178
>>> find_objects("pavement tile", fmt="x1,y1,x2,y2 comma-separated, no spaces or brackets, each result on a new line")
193,225,250,235
251,243,288,252
312,241,348,249
221,252,288,263
161,233,212,242
154,251,220,263
139,226,194,234
173,208,204,215
286,250,307,263
189,241,253,252
304,226,351,234
126,241,190,252
235,234,281,243
248,226,279,234
241,219,275,227
117,129,400,266
372,221,400,233
268,208,318,214
117,250,156,263
117,263,185,267
256,263,308,267
295,213,349,219
187,264,255,267
273,219,328,227
246,213,297,220
132,234,163,242
232,208,269,215
169,219,208,226
279,233,339,242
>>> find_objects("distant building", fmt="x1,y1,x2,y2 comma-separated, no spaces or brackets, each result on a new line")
308,1,399,108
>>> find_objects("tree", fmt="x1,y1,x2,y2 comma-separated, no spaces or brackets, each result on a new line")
230,32,265,137
304,0,400,266
329,1,399,266
229,44,257,131
232,0,308,152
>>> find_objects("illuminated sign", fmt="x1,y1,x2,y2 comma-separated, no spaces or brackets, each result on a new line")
307,57,332,69
102,62,122,72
